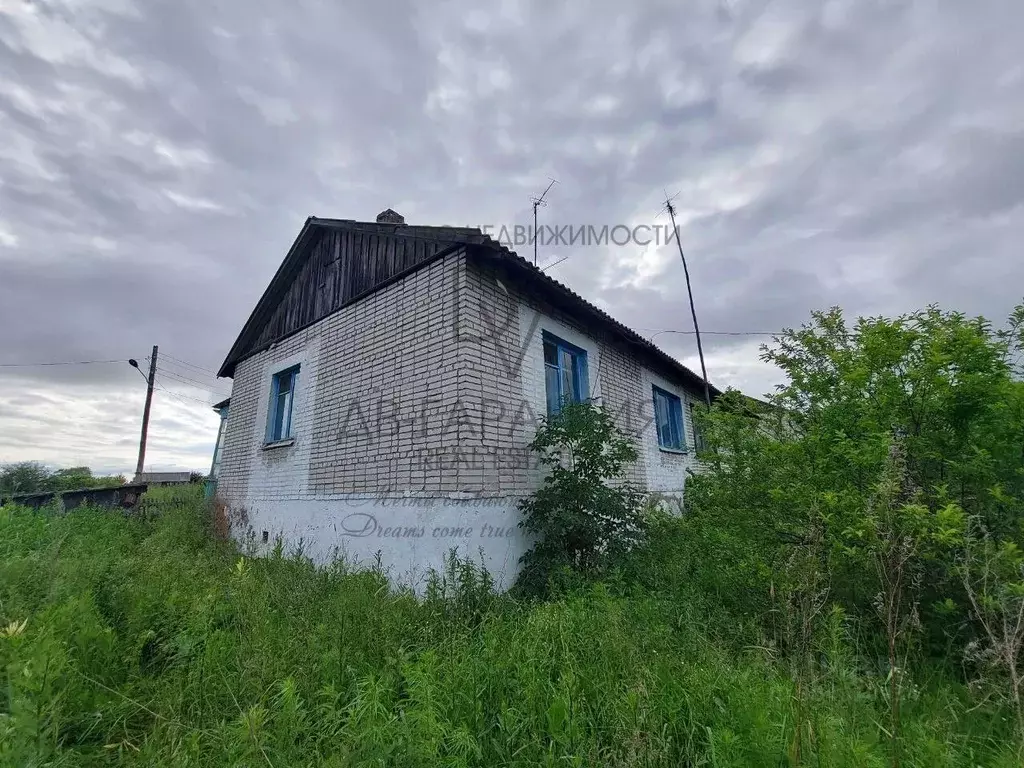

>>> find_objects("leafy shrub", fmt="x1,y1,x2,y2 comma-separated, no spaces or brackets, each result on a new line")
960,529,1024,741
679,301,1024,759
514,401,645,596
1,483,1022,764
0,462,127,497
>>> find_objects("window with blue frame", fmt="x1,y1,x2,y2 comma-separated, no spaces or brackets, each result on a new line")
652,385,685,451
267,366,299,442
543,332,589,415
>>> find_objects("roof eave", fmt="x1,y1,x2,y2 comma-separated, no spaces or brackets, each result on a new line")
217,217,319,378
217,217,720,400
468,242,721,400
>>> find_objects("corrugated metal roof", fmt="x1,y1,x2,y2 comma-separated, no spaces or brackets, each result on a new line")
219,217,718,397
467,234,719,398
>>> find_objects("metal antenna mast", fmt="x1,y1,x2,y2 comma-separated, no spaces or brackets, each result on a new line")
530,178,558,266
664,198,712,408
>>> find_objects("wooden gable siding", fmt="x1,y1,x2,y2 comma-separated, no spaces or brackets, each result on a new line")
245,226,454,358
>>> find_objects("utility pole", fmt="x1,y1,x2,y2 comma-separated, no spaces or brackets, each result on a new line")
132,345,158,478
665,201,712,408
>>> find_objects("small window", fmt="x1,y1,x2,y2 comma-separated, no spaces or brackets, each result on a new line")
543,332,589,415
653,385,684,451
267,366,299,442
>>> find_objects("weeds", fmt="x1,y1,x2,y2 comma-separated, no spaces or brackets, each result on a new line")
0,487,1018,765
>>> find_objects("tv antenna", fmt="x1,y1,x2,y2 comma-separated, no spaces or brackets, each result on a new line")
663,193,711,408
530,178,558,266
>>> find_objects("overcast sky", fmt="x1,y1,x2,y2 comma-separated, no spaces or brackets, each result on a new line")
1,0,1021,475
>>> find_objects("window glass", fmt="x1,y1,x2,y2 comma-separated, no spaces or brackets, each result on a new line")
653,386,684,450
268,366,299,441
542,332,588,415
545,365,561,416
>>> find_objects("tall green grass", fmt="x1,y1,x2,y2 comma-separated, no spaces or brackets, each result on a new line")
0,488,1017,766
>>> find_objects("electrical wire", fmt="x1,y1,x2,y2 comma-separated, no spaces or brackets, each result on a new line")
158,352,220,376
0,359,123,368
0,331,791,370
639,329,779,337
154,365,229,393
154,384,220,407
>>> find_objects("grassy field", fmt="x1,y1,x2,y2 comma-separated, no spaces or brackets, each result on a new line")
0,486,1019,767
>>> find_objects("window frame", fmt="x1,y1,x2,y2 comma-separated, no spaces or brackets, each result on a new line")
652,385,685,452
542,331,589,416
266,365,299,444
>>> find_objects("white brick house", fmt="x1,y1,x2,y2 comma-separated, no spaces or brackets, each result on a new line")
213,210,718,589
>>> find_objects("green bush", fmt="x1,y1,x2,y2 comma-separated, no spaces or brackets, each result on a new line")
515,401,645,597
676,301,1024,762
1,490,1018,766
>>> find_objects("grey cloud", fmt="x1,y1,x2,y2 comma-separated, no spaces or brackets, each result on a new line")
1,0,1022,472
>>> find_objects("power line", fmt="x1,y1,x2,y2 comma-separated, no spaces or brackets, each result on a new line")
159,363,222,386
0,353,219,373
159,352,220,376
642,329,779,338
154,365,229,393
0,359,122,368
154,383,220,408
0,330,800,373
0,333,782,371
148,353,220,378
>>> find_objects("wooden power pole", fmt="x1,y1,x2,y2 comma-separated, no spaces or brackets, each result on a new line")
135,345,158,478
665,201,712,408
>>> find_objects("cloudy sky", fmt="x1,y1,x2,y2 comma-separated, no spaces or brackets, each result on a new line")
1,0,1021,474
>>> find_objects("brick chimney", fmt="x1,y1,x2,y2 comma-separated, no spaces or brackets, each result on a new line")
375,208,405,225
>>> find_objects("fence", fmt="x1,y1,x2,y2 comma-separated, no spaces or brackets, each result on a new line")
0,483,149,512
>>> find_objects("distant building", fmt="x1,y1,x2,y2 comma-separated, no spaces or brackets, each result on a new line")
133,471,192,486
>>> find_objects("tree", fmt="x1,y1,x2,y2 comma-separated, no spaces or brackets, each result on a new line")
50,466,94,492
515,401,644,596
960,529,1024,745
765,304,1022,538
840,438,964,766
0,462,53,496
680,301,1024,761
0,463,127,497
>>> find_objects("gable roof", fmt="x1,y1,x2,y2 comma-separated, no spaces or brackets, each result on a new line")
217,217,478,376
219,217,719,398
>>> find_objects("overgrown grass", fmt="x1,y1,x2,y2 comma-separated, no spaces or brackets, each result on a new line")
0,488,1018,766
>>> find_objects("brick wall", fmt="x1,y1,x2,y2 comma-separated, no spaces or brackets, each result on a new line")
307,254,463,495
640,367,702,496
216,325,321,505
453,255,701,496
217,250,705,511
218,254,464,507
